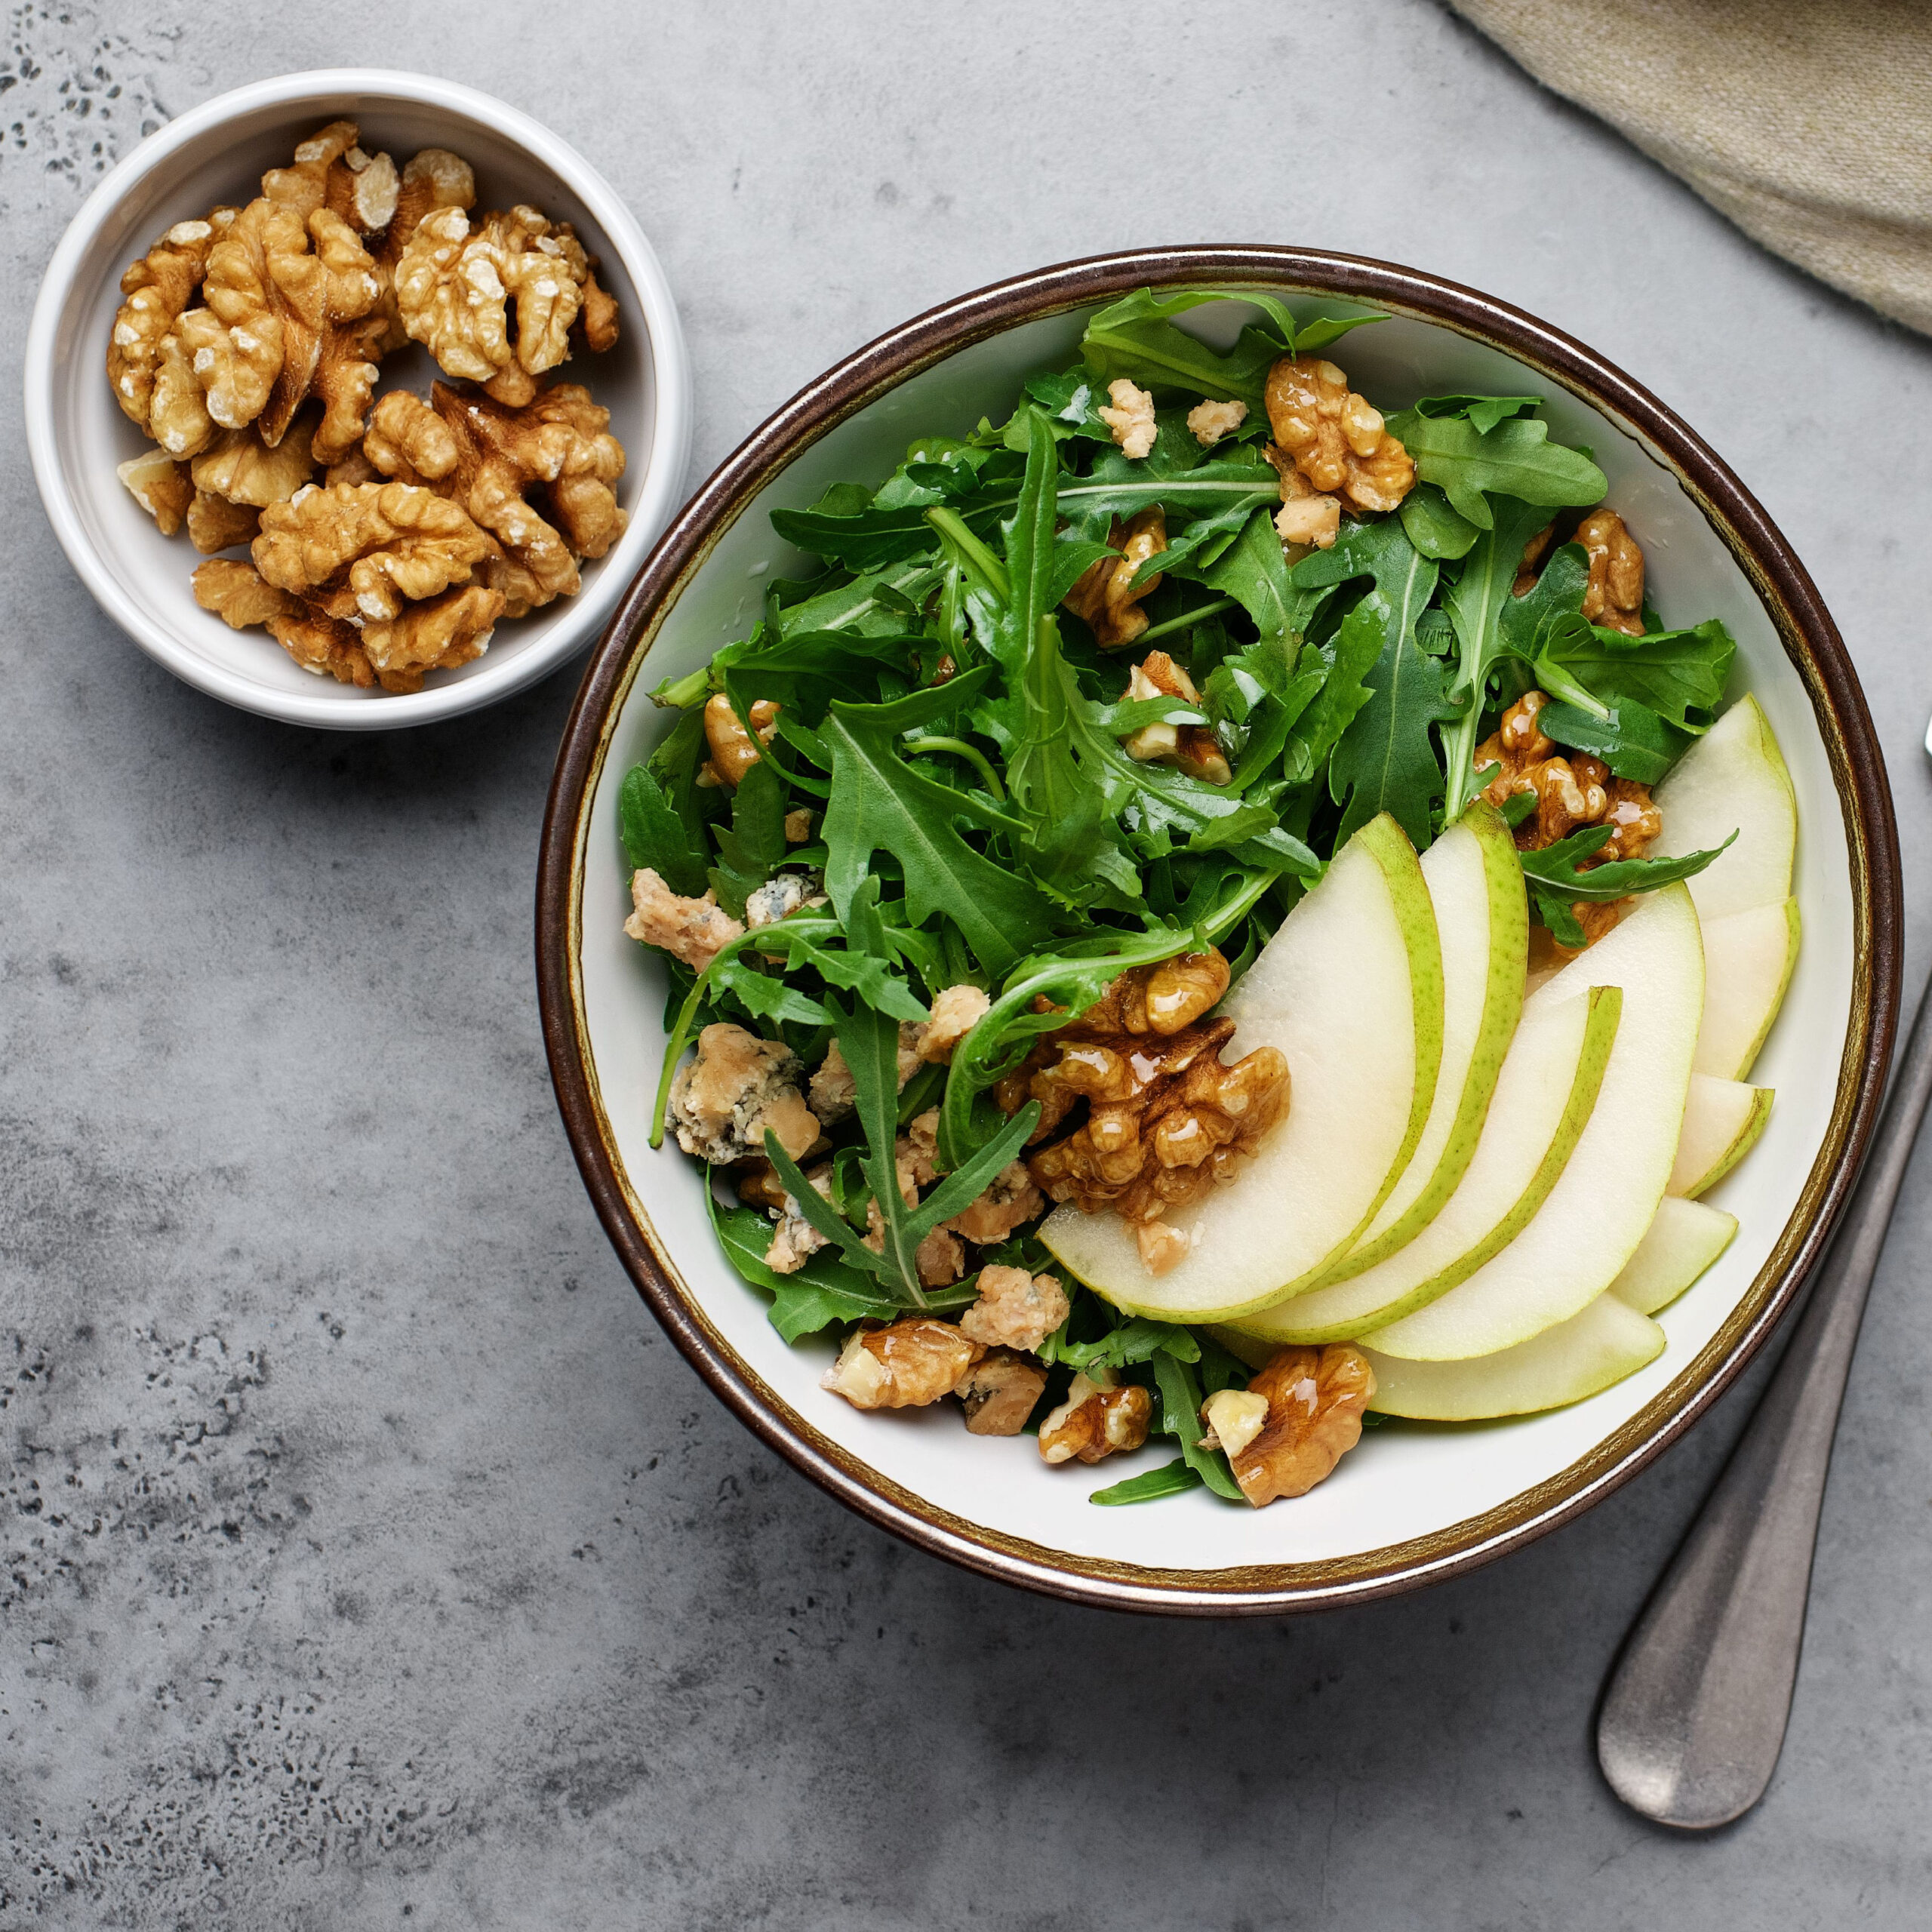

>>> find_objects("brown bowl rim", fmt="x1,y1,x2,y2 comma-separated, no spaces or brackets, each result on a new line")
536,245,1902,1616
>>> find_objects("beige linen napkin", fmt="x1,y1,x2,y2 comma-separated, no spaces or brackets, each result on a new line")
1447,0,1932,334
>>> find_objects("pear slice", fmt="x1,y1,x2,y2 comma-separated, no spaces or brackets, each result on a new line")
1361,1293,1665,1420
1651,695,1797,920
1609,1195,1739,1316
1361,883,1703,1361
1694,898,1801,1079
1667,1073,1774,1198
1318,802,1527,1283
1232,986,1620,1346
1039,814,1444,1323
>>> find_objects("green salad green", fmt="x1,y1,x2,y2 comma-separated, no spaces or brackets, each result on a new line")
618,288,1737,1508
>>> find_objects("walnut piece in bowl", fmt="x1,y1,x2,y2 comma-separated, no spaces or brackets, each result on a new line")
27,69,690,729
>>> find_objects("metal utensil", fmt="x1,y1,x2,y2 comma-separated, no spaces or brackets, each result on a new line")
1596,910,1932,1829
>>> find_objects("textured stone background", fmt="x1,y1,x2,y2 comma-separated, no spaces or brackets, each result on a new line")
5,3,1930,1926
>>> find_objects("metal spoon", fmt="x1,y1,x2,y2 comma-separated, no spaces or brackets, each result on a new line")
1596,948,1932,1829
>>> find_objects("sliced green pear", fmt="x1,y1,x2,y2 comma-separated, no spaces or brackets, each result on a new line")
1362,1293,1665,1420
1651,695,1797,920
1040,814,1444,1323
1233,986,1620,1346
1609,1195,1739,1316
1667,1073,1774,1198
1362,883,1703,1361
1694,898,1801,1079
1318,803,1528,1282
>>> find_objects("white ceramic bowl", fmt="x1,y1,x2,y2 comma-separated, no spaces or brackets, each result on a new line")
538,251,1900,1613
25,69,691,730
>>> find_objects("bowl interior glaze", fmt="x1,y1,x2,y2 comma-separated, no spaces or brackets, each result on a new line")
544,258,1896,1612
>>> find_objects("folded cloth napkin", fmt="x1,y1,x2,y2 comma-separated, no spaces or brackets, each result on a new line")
1447,0,1932,334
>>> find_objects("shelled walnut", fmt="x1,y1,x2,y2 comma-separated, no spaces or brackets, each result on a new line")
1063,507,1167,649
1003,948,1287,1275
1121,650,1229,785
192,558,375,688
1263,354,1414,516
116,448,195,535
1574,509,1645,635
393,203,616,408
362,381,626,616
1229,1344,1375,1506
1512,510,1645,635
1096,377,1156,458
702,692,779,786
1037,1369,1152,1465
1477,688,1664,955
251,480,497,620
371,149,477,355
175,193,385,460
821,1319,982,1411
108,210,238,438
1478,691,1663,863
260,119,399,232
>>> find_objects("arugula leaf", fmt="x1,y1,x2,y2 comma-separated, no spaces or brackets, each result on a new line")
1330,592,1459,848
1398,482,1481,561
709,954,832,1029
1195,503,1325,648
1041,1314,1201,1374
761,1084,1040,1306
1286,519,1451,841
1383,409,1607,531
768,500,948,572
1538,618,1736,734
1412,393,1543,435
1439,494,1558,814
755,881,1046,1306
721,627,921,723
777,561,946,640
987,411,1144,903
777,930,930,1025
1285,593,1386,783
709,1195,972,1342
1537,696,1692,786
1531,892,1589,950
1152,1352,1244,1501
619,763,709,897
710,754,788,917
1497,786,1538,829
1519,824,1736,904
1058,451,1281,549
1079,287,1380,408
820,680,1060,977
1021,368,1113,442
1090,1457,1204,1506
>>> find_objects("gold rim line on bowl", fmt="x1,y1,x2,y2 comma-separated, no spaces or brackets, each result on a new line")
536,247,1902,1616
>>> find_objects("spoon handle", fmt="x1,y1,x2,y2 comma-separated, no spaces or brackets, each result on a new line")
1596,974,1932,1829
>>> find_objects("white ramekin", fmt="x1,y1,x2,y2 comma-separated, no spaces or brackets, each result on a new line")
25,69,692,731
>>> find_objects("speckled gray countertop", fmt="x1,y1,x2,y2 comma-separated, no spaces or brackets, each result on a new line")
5,3,1930,1925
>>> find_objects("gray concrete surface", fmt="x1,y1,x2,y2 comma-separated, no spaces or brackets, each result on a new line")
4,3,1930,1925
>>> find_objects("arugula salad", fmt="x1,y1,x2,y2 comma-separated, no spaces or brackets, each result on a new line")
617,288,1774,1512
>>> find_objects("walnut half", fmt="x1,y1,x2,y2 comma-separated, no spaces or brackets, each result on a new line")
363,381,626,617
1063,507,1167,649
1264,355,1414,515
1037,1369,1152,1465
394,203,616,407
1229,1344,1375,1506
822,1320,983,1411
